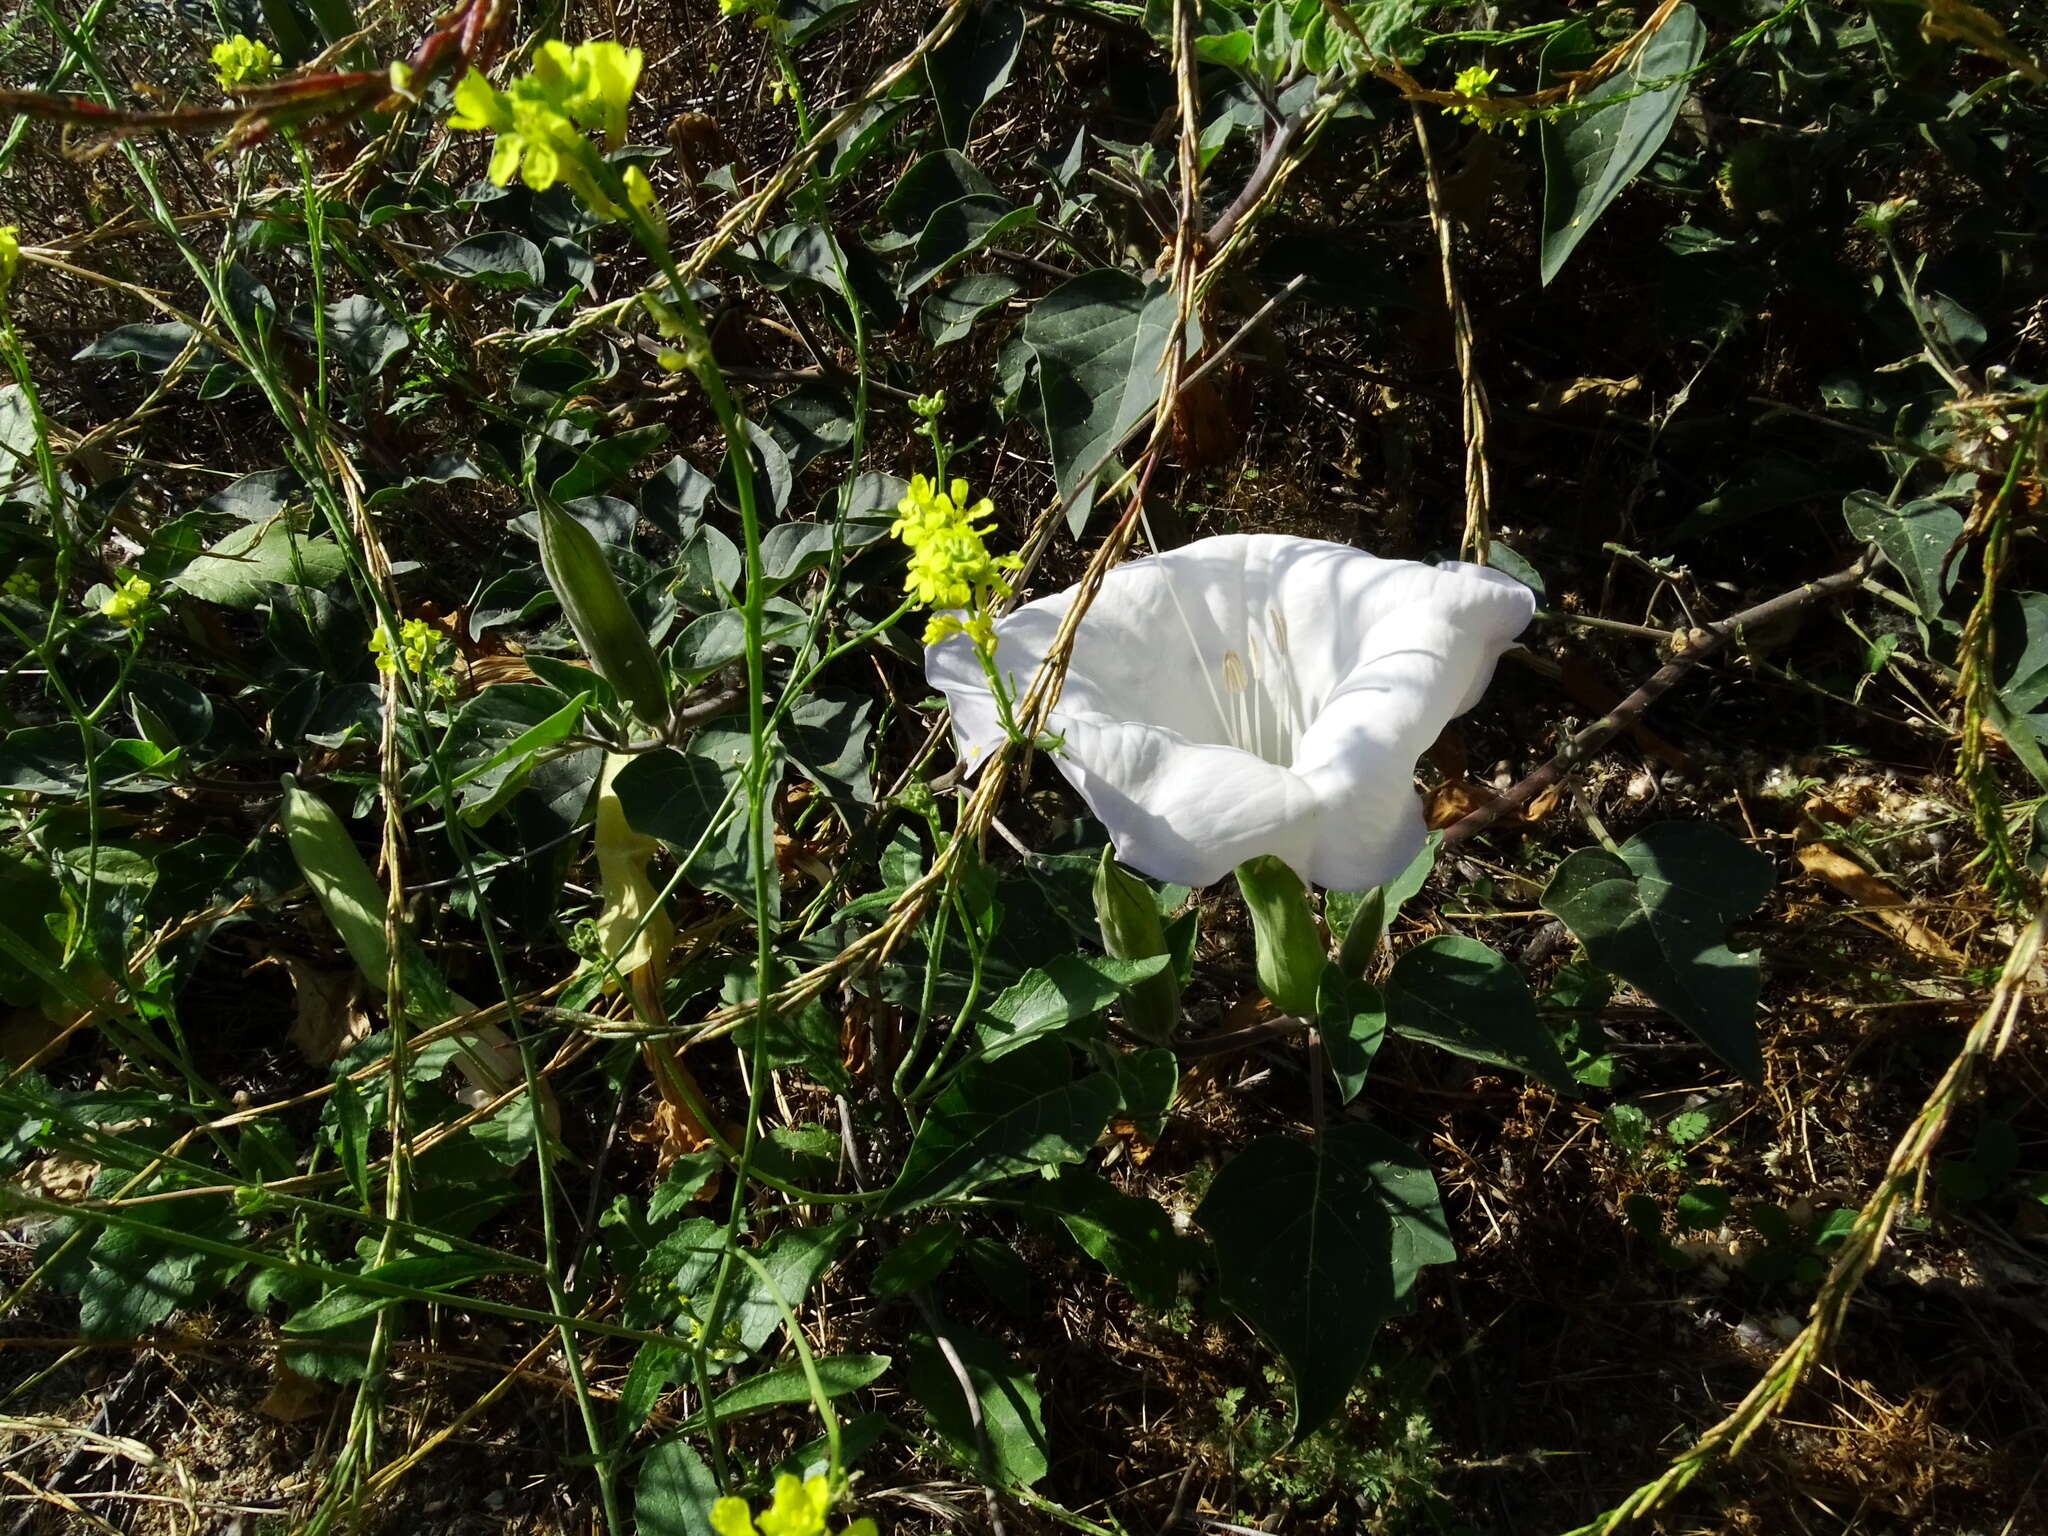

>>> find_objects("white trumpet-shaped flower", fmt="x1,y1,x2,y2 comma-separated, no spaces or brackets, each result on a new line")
926,534,1535,889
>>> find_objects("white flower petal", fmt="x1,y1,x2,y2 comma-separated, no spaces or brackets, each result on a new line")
924,534,1534,888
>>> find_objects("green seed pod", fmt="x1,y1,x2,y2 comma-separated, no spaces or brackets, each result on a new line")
281,774,392,989
1235,854,1327,1019
535,494,671,729
281,776,542,1115
1093,847,1180,1044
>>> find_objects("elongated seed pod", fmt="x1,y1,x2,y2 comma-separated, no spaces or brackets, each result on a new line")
534,494,671,729
281,776,554,1123
281,774,392,988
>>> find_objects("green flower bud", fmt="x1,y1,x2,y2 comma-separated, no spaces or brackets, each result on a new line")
1094,847,1180,1044
1235,855,1326,1018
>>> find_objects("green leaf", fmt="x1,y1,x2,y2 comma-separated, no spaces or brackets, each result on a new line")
1195,1121,1455,1437
664,1220,849,1357
881,1036,1122,1213
1385,935,1576,1093
325,294,410,378
75,322,219,375
169,521,350,608
1318,967,1385,1104
1022,270,1196,533
613,724,781,913
901,197,1037,297
1541,821,1774,1079
439,687,592,824
678,1353,890,1430
634,1434,722,1536
1538,5,1705,286
1021,1166,1183,1308
80,1218,229,1337
0,725,99,794
285,1252,508,1333
422,231,545,289
758,516,885,591
554,424,669,503
331,1071,371,1205
781,689,875,822
1097,1045,1177,1142
620,1340,686,1439
1993,591,2048,715
975,953,1170,1060
871,1222,963,1298
921,273,1021,347
878,150,997,247
1676,1182,1731,1232
1194,30,1252,66
904,1321,1048,1487
927,0,1026,147
1842,493,1967,627
1604,1102,1650,1159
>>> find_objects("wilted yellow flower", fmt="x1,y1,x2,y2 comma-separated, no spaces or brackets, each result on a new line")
447,41,646,218
211,34,281,89
0,226,18,297
709,1475,875,1536
99,573,152,628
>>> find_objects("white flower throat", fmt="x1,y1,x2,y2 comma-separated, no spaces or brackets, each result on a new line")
1214,607,1311,767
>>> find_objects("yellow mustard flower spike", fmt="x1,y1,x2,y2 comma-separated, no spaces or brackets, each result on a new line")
0,225,18,297
211,34,280,89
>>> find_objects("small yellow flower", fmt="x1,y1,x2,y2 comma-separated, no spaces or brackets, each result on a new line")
447,41,645,218
99,573,152,628
709,1475,875,1536
211,34,281,89
1447,64,1528,134
0,225,18,298
369,618,453,690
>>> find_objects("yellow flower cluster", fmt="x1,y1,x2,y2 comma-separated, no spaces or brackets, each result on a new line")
710,1475,875,1536
99,573,152,628
370,617,449,678
0,225,18,298
211,34,281,89
1447,65,1529,134
890,474,1017,646
447,41,655,221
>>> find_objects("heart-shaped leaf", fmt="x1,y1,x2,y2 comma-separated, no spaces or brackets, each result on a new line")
1196,1121,1454,1437
1541,821,1773,1078
1538,5,1705,285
